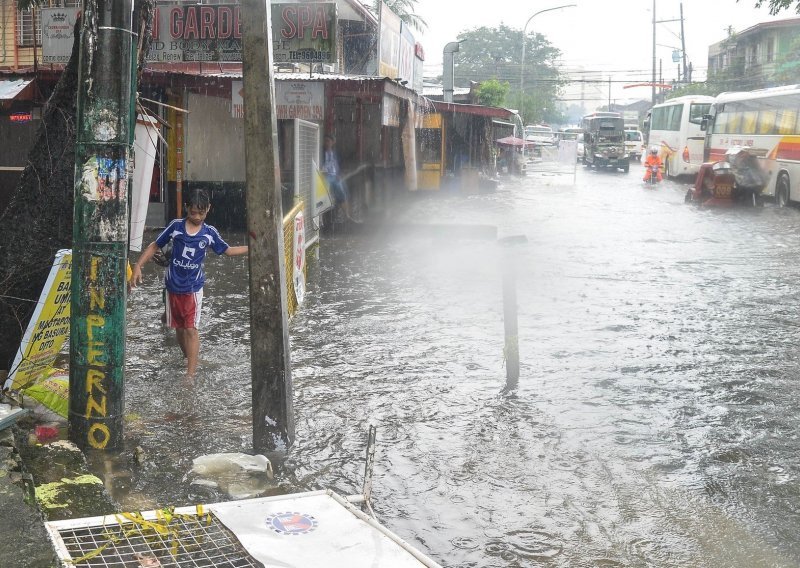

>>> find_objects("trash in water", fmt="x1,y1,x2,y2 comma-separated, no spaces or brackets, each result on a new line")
188,452,274,500
35,424,60,442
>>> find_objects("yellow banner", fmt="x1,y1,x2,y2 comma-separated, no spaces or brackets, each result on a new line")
5,250,72,391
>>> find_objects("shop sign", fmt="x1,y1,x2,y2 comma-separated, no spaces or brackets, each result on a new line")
147,5,243,62
271,3,337,64
231,81,324,121
4,250,72,392
9,112,32,123
378,3,401,79
41,7,80,64
382,95,400,127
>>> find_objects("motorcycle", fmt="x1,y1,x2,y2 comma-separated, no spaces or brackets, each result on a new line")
644,164,661,185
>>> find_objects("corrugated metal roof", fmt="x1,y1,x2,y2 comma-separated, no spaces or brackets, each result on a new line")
422,86,471,97
0,78,33,100
143,68,389,84
431,100,516,119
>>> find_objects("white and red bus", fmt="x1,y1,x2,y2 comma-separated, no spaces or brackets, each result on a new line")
704,85,800,206
645,95,715,178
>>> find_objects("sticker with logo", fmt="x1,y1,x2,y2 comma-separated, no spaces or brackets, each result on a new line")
266,512,318,536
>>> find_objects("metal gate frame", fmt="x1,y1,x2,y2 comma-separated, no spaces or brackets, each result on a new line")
293,118,321,246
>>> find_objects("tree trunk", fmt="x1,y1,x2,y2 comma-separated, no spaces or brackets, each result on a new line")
0,17,81,370
0,1,154,371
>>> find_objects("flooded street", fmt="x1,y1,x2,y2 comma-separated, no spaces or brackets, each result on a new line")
119,165,800,567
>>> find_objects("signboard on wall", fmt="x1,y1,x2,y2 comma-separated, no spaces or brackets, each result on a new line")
382,94,400,127
231,81,324,121
147,5,243,62
41,8,80,64
42,3,338,67
397,23,414,86
378,3,401,79
271,2,337,64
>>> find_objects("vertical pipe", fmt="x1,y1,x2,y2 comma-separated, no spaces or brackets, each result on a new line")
502,256,519,390
240,0,295,452
443,41,460,103
69,0,135,451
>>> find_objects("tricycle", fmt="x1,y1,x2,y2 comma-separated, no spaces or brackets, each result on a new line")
685,146,766,207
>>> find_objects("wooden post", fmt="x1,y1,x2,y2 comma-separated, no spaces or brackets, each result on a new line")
241,0,295,451
69,0,135,451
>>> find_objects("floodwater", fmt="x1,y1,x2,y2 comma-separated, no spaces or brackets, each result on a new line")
114,163,800,567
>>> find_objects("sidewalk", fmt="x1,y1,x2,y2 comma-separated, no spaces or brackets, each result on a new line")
0,418,119,568
0,426,57,568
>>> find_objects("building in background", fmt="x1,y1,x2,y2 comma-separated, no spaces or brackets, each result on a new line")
707,17,800,91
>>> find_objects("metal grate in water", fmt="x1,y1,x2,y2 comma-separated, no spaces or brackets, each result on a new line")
53,511,263,568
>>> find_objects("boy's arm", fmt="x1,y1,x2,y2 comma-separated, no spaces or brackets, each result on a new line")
224,245,249,256
130,241,160,287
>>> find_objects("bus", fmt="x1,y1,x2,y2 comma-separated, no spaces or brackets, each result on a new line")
645,95,714,178
704,85,800,206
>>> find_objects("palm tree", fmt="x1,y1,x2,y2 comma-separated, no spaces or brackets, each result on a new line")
377,0,427,32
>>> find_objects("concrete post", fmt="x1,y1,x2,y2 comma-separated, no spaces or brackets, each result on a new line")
69,0,135,451
240,0,295,452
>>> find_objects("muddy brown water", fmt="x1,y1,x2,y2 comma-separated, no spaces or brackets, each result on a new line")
99,166,800,567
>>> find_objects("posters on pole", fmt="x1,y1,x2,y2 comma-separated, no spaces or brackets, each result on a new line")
292,211,306,305
4,250,72,392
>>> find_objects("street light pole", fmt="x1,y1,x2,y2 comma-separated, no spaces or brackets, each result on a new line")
519,4,577,124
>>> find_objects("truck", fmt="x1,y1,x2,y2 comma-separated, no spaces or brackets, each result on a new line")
581,112,629,173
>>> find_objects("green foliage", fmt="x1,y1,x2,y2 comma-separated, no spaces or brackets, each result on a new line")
741,0,800,14
453,24,564,124
379,0,427,32
474,79,509,107
666,83,720,99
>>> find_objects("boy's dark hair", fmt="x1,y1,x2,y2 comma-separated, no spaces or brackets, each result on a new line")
324,134,335,142
185,187,211,210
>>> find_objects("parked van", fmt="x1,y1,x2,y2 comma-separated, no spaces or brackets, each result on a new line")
624,129,645,161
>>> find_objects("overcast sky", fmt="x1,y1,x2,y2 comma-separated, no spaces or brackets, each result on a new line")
412,0,796,109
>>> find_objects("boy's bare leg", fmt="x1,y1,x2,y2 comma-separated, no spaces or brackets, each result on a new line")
176,328,200,375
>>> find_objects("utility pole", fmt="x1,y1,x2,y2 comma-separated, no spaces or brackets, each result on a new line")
652,0,656,106
70,0,135,451
680,3,688,84
240,0,295,452
608,77,611,110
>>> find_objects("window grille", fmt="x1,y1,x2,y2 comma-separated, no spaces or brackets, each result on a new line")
16,7,41,47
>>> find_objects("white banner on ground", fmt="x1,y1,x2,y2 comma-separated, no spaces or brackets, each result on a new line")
5,250,72,391
293,211,306,305
130,115,159,252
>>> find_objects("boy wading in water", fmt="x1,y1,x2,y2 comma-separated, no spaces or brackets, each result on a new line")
131,188,248,376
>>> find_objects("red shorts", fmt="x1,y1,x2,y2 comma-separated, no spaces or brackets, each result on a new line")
166,290,203,329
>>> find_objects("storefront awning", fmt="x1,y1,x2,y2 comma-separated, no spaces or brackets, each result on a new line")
0,78,34,101
431,100,515,120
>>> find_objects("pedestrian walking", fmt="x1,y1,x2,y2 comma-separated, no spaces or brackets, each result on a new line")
130,188,248,377
323,134,357,222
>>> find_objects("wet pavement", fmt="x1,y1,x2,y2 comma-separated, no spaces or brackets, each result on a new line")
115,162,800,567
